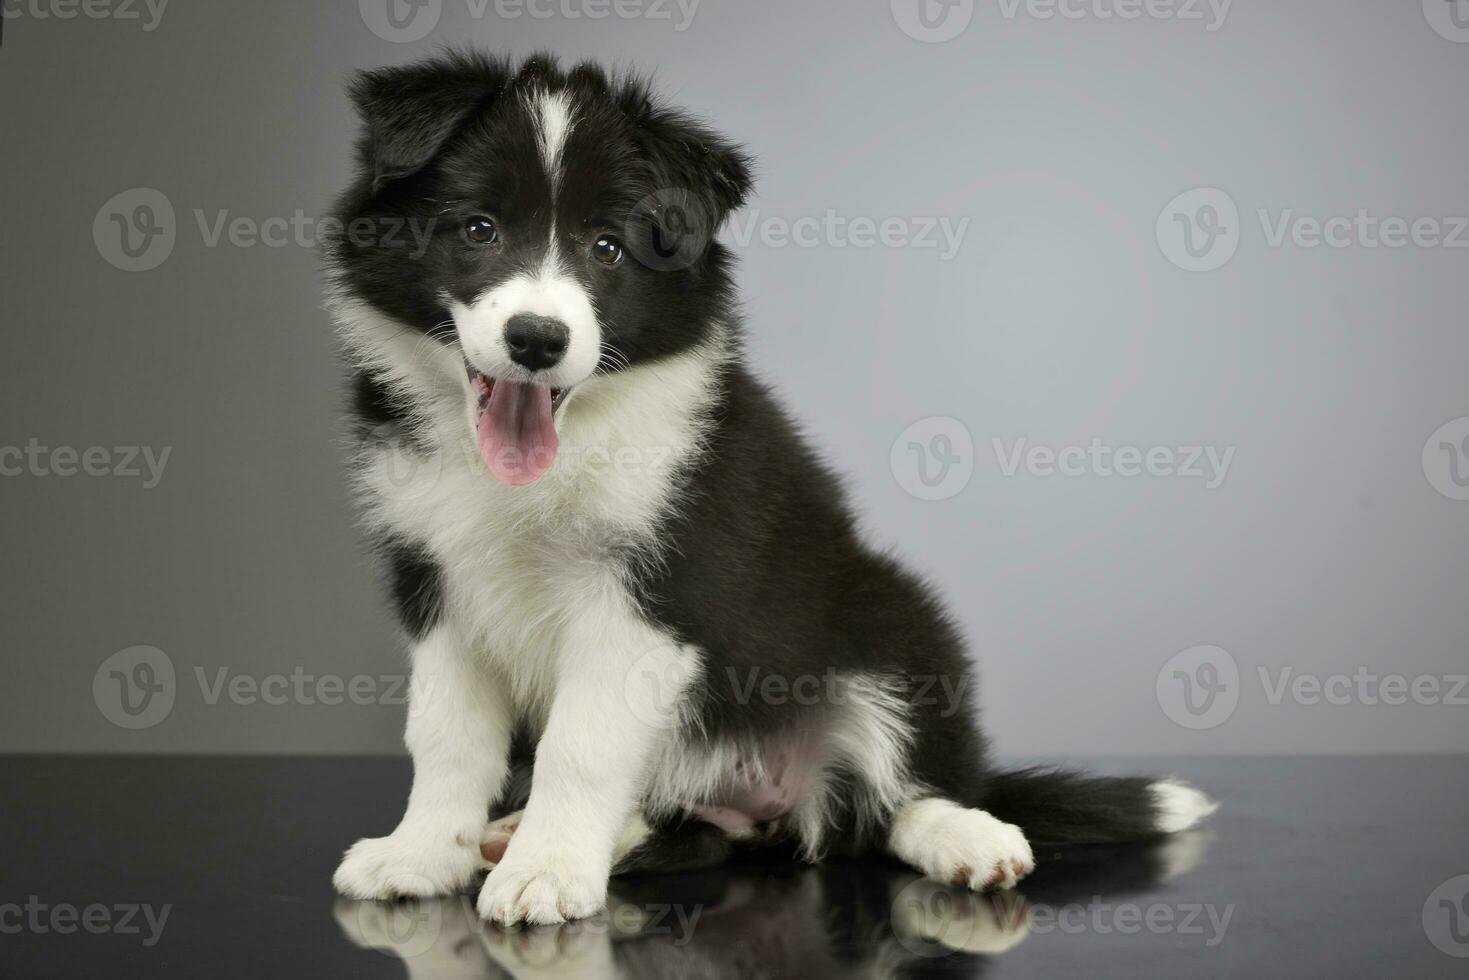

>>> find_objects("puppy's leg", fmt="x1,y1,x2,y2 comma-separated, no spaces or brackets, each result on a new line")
888,798,1035,891
476,600,698,925
335,623,512,899
481,808,733,876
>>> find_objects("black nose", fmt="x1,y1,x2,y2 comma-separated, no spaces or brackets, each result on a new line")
504,314,569,372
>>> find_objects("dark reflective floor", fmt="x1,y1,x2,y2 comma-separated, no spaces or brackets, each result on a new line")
1,756,1465,978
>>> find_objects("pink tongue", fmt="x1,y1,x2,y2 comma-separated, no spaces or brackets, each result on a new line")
476,379,559,486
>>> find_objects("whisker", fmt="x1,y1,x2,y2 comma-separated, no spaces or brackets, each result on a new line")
599,340,633,373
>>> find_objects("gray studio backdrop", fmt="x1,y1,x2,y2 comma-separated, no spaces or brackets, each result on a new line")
1,0,1466,756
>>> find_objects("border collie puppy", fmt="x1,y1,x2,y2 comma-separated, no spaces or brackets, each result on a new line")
326,51,1216,926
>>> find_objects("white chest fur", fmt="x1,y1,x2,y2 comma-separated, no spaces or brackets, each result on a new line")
330,297,724,707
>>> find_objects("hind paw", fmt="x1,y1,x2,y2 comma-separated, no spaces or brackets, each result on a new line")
889,799,1035,891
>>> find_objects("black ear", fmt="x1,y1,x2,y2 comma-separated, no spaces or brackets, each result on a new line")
349,53,507,192
634,105,754,227
621,97,754,271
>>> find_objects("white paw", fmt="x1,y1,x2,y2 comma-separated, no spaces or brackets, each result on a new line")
477,850,607,926
1150,779,1219,834
891,799,1035,891
334,827,487,900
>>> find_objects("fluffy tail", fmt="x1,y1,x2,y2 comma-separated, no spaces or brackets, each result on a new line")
981,768,1217,846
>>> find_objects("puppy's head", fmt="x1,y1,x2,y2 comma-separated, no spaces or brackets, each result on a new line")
330,52,752,486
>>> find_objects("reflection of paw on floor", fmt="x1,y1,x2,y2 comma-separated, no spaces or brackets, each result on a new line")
480,919,623,980
332,895,494,980
889,876,1034,956
331,829,1215,978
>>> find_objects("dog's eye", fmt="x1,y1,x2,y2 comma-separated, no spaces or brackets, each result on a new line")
465,216,498,245
591,234,624,266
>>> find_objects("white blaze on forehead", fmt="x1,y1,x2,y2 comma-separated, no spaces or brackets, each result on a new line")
527,89,576,277
451,90,599,391
530,90,575,196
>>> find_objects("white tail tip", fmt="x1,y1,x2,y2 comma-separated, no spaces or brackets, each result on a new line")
1150,779,1219,834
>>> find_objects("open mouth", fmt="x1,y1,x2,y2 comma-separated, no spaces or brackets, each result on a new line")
466,364,569,487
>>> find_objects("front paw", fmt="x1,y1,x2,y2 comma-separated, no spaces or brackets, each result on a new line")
334,828,486,900
476,851,607,926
